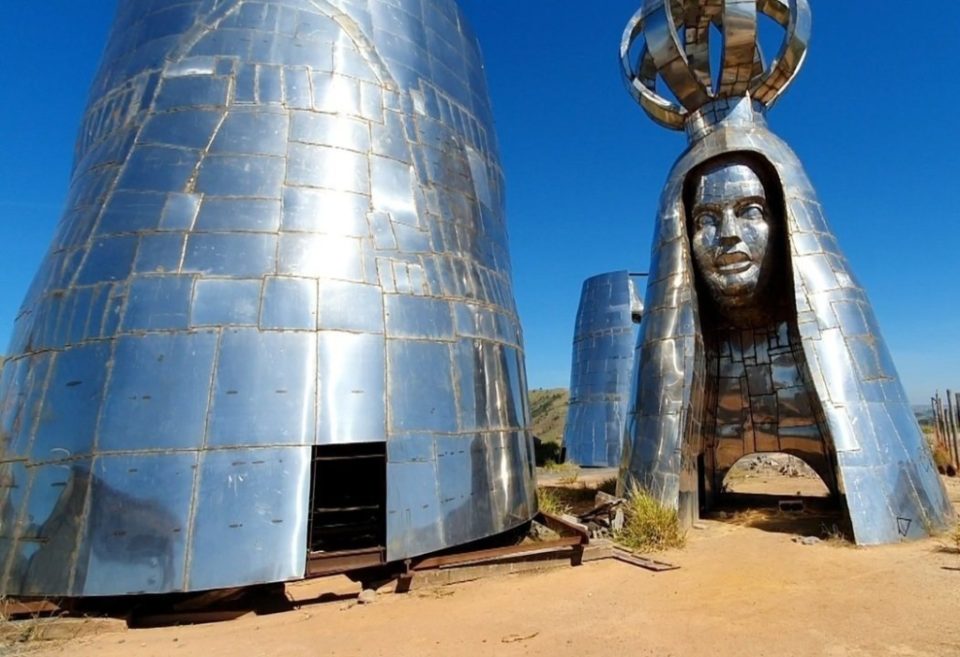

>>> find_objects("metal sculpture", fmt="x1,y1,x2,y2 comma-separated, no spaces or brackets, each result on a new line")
563,272,644,467
618,0,953,544
0,0,537,597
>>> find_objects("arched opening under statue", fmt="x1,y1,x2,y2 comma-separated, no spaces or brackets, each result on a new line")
703,452,851,537
719,452,830,498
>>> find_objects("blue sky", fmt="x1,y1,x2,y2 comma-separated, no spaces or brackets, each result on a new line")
0,2,957,404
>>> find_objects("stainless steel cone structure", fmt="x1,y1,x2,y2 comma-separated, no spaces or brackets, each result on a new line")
563,272,643,467
618,0,953,544
0,0,537,597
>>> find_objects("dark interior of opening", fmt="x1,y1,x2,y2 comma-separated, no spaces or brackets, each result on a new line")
308,443,386,554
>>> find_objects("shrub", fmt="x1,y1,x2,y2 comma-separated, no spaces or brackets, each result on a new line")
932,444,952,473
615,485,686,553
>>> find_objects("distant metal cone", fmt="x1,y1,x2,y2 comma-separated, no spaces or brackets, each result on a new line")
563,271,644,468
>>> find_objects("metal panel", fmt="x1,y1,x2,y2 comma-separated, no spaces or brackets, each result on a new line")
388,340,457,433
31,344,110,463
99,333,218,452
7,461,92,596
78,453,197,596
186,447,310,592
209,330,315,447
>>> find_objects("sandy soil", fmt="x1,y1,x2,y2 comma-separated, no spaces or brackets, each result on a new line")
7,478,960,657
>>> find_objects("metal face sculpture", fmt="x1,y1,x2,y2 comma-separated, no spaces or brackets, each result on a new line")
0,0,537,598
618,0,953,544
688,158,776,313
563,272,644,468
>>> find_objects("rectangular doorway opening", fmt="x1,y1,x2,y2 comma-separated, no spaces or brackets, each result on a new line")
308,442,386,556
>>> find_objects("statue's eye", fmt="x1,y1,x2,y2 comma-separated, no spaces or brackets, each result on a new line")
739,204,766,221
696,213,718,230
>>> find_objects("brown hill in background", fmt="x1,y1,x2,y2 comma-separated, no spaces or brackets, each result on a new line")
529,388,568,445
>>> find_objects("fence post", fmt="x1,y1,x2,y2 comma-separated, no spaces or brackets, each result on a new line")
932,397,943,446
947,390,959,472
935,393,955,470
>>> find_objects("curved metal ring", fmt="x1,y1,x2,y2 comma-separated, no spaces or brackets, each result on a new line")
682,2,770,92
621,0,809,128
643,0,711,111
619,6,687,130
751,0,811,106
758,0,790,26
681,2,720,91
719,0,759,96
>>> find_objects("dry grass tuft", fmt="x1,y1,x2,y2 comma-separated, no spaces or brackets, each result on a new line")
536,487,572,516
932,444,952,472
820,523,854,547
614,485,686,553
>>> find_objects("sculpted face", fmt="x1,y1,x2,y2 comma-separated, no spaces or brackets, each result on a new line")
689,159,776,310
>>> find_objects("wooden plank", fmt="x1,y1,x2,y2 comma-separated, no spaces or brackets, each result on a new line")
611,548,680,572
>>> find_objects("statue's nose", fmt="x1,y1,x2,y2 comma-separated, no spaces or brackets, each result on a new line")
718,208,741,245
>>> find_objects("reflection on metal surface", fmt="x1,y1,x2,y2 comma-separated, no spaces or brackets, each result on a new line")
563,272,644,467
0,0,537,597
619,0,952,545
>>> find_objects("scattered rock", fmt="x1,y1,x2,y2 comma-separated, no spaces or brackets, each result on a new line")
528,522,560,542
358,589,377,605
792,536,821,546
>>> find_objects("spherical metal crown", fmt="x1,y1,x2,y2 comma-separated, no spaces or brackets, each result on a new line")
621,0,811,130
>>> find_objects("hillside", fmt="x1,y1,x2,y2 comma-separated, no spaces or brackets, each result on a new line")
529,388,569,444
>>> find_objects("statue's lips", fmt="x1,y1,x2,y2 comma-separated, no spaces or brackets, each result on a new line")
715,252,752,273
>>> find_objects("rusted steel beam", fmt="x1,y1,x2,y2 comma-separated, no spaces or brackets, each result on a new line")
535,511,590,542
411,537,583,571
306,547,385,577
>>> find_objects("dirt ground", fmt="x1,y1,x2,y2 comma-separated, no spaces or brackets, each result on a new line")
6,477,960,657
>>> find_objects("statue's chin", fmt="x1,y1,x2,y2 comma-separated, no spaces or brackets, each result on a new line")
706,274,760,308
703,274,778,326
